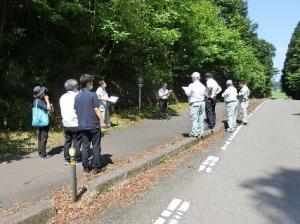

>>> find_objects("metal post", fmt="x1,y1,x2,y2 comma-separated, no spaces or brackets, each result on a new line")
69,147,77,203
138,86,142,114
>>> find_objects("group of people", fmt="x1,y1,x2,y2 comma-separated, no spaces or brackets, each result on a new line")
32,72,250,174
32,74,114,174
182,72,250,138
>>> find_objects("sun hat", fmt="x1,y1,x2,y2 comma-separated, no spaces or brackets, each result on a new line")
33,86,47,98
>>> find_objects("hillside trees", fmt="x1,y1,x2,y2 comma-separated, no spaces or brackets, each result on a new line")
282,21,300,99
0,0,275,130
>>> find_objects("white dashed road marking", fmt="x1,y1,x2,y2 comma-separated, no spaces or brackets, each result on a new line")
198,156,219,173
154,199,191,224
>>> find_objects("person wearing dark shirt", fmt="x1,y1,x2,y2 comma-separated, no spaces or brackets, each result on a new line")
74,74,104,174
33,86,51,159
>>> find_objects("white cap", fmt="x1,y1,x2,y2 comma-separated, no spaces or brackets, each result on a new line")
191,72,200,79
226,80,233,86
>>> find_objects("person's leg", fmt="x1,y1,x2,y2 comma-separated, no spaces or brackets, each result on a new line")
104,105,112,127
159,99,164,119
71,127,82,161
163,99,168,118
190,104,200,136
226,103,235,132
205,99,214,129
241,101,249,123
212,98,216,128
91,129,101,170
39,126,49,157
81,130,91,170
198,102,206,137
232,102,238,129
63,127,72,161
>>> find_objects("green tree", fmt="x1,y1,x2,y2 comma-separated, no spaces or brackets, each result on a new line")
282,21,300,99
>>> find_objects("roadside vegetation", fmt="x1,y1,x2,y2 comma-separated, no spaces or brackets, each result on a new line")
271,91,290,100
0,102,188,161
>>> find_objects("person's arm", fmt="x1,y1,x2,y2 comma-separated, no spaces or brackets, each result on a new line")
183,85,192,97
42,95,51,111
216,85,222,95
222,89,228,98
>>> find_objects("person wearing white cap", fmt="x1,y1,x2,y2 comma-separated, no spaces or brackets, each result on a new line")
238,81,251,125
222,80,238,132
182,72,207,138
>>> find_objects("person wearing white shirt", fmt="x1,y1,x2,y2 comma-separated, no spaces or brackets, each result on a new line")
59,79,82,164
205,73,222,132
238,82,251,125
96,80,112,128
158,83,171,119
182,72,207,138
222,80,238,132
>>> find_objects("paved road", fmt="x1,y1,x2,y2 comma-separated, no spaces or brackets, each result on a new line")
91,100,300,224
0,104,226,211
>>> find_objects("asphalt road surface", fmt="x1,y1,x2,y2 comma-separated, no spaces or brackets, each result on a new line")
90,100,300,224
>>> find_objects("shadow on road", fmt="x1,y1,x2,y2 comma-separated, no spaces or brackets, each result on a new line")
292,113,300,116
241,168,300,224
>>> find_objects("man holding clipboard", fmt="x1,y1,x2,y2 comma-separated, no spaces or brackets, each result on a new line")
158,83,172,120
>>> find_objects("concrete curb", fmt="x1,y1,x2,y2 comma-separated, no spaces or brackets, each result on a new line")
0,200,56,224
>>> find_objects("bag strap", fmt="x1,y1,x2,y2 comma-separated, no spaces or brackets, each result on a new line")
35,99,39,108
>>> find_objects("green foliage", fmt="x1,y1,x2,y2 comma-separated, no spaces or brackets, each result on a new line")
0,0,275,131
282,22,300,99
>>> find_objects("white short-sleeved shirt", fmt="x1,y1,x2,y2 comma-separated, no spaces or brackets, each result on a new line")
239,85,250,100
206,78,222,98
59,91,79,127
96,87,108,109
222,86,238,103
184,80,207,104
158,88,169,100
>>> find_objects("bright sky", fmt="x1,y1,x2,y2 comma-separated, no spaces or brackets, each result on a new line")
248,0,300,81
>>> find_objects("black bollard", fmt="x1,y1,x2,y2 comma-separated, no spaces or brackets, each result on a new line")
69,147,77,203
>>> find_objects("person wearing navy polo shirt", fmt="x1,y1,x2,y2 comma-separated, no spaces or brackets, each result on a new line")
74,74,103,174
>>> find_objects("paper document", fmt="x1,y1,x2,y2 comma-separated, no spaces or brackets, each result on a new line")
108,96,119,104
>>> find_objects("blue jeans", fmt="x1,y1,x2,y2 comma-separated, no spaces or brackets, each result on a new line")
226,101,238,132
189,102,205,137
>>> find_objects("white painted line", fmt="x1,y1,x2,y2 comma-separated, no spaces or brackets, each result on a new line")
154,217,166,224
168,219,178,224
167,199,182,211
178,201,191,212
221,146,227,150
198,165,206,171
174,215,182,220
176,211,183,216
161,210,172,218
225,141,231,145
205,167,212,173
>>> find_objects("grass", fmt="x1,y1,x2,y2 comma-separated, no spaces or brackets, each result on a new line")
0,102,188,161
271,91,290,100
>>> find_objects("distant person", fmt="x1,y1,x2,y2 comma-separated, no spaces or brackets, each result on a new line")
222,80,238,132
238,82,251,125
74,74,104,174
182,72,207,139
158,83,172,120
32,86,52,160
59,79,82,165
205,73,222,133
96,80,112,128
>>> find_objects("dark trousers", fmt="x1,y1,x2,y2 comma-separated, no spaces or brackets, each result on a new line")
205,98,216,129
38,126,49,157
63,127,82,161
81,129,101,169
159,99,168,118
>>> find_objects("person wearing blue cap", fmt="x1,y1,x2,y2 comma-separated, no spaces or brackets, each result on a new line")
222,80,238,132
182,72,207,139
